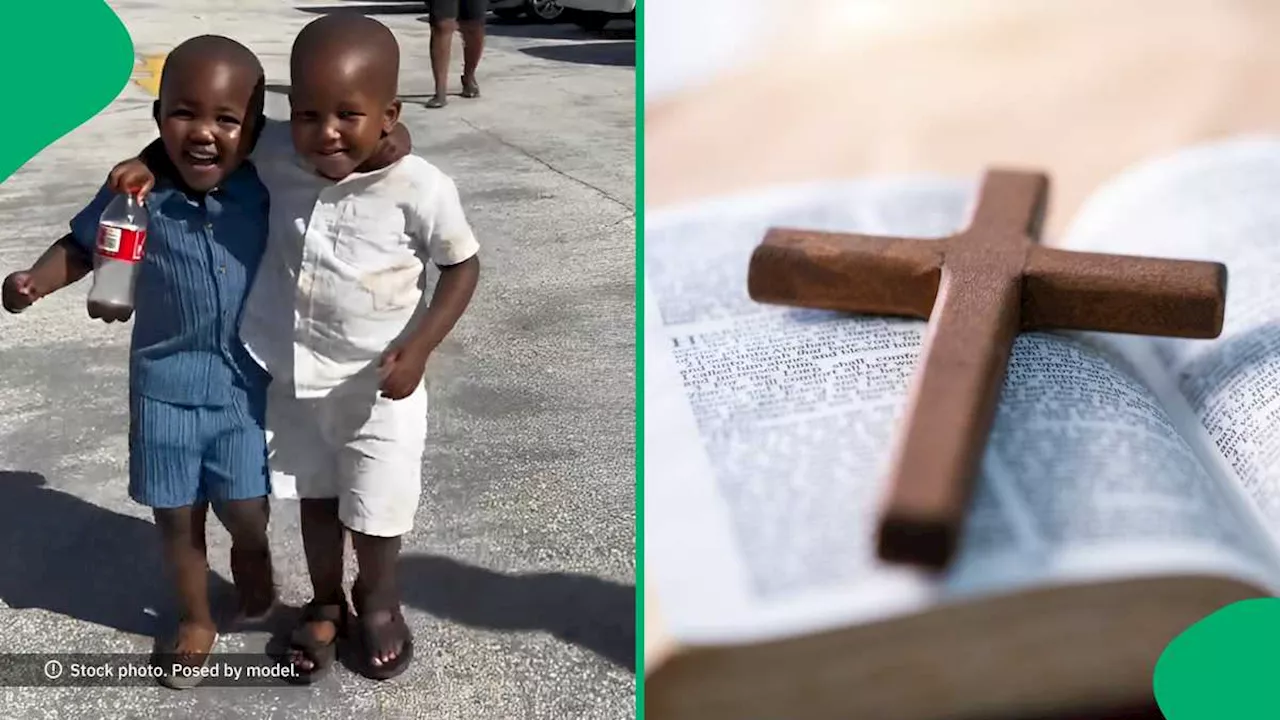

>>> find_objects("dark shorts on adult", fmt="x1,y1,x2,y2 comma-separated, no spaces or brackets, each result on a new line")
429,0,489,22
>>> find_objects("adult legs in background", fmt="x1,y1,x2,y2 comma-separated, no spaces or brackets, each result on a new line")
428,0,488,108
460,3,487,99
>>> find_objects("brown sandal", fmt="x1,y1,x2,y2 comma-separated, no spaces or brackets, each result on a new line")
352,583,414,681
282,600,347,685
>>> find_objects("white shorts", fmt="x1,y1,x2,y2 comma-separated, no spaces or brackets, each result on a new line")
265,375,428,538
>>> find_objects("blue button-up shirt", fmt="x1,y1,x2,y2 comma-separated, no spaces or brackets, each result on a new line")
70,164,271,407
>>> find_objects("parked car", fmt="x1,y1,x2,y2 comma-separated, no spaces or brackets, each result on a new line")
557,0,635,31
488,0,565,22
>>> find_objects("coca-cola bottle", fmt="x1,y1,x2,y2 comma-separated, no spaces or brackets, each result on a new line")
88,192,148,322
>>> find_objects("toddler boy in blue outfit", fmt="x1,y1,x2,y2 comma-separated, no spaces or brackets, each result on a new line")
2,35,277,688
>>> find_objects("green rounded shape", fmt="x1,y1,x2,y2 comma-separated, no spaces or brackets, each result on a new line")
0,1,134,183
1154,598,1280,718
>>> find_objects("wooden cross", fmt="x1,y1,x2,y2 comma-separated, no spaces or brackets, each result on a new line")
746,169,1227,570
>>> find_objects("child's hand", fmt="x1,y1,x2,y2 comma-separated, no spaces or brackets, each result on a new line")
107,159,156,199
377,342,429,400
2,271,38,314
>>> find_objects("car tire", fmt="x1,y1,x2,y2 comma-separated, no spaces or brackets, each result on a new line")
524,0,563,22
493,7,525,19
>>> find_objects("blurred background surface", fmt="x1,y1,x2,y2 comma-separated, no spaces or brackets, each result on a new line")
643,0,1280,673
646,0,1280,237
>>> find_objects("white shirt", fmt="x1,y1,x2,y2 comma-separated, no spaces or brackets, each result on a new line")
240,121,480,397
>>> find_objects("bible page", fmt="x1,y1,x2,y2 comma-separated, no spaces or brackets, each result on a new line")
1060,137,1280,548
644,178,1280,648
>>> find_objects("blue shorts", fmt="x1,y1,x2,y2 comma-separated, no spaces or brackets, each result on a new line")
128,385,270,509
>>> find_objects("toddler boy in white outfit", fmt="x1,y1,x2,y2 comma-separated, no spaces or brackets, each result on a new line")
251,16,480,682
110,14,480,682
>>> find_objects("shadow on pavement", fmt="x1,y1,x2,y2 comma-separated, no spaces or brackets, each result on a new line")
520,41,635,67
267,82,471,107
295,2,425,16
476,17,599,41
398,92,482,106
399,553,636,670
0,470,236,638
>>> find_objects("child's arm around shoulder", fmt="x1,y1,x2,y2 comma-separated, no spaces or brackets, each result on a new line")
103,136,172,199
2,184,116,314
106,117,414,196
358,123,415,173
376,163,480,400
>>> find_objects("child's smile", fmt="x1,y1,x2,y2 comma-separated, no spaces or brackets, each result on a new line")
179,142,223,184
312,143,357,177
157,59,261,192
288,53,400,181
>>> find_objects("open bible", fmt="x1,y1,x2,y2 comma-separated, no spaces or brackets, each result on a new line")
643,137,1280,720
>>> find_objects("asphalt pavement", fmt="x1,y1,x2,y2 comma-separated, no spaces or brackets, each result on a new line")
0,1,636,718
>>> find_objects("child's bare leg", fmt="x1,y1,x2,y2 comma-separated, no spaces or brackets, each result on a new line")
288,498,346,672
154,506,217,656
192,500,209,563
302,498,345,605
218,497,275,619
351,530,407,667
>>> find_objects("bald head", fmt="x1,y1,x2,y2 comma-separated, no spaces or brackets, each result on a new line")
161,35,264,101
291,15,401,101
150,36,266,192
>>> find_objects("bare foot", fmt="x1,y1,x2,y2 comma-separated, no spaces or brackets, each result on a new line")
173,620,218,660
363,608,406,667
158,621,218,689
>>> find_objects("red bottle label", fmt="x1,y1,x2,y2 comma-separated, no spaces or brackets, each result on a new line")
96,224,146,262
